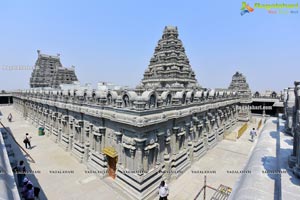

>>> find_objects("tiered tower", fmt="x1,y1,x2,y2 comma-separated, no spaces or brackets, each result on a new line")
229,72,252,121
30,50,78,88
140,26,200,91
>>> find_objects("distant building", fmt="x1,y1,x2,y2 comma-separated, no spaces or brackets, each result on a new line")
30,50,78,88
229,72,252,101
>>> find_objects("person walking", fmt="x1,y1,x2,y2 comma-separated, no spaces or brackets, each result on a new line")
250,128,257,142
7,113,12,122
24,184,35,200
16,160,26,187
159,181,169,200
21,177,33,199
23,133,32,149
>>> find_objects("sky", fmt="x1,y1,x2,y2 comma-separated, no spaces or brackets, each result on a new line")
0,0,299,92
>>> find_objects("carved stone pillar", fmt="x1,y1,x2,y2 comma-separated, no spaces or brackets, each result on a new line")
183,129,188,150
92,126,98,151
134,138,146,174
143,150,149,172
84,121,90,145
172,127,179,154
115,132,123,165
164,130,171,161
157,132,165,165
293,125,300,177
79,120,84,144
62,116,69,135
293,85,300,175
289,85,299,168
58,115,62,141
130,149,135,171
99,127,106,151
98,135,102,152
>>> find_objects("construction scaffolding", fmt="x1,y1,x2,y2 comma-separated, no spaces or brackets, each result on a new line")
194,176,232,200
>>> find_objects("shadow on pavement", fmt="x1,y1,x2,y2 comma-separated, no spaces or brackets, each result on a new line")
1,127,48,200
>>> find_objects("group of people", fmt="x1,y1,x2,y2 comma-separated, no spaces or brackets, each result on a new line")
13,160,40,200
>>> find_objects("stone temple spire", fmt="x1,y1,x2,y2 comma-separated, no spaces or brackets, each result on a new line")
141,26,199,90
228,71,252,101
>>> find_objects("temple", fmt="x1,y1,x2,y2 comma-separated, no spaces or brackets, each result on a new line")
12,26,251,199
30,50,78,88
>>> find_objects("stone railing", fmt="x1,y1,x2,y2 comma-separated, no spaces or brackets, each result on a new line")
12,91,239,114
252,95,280,99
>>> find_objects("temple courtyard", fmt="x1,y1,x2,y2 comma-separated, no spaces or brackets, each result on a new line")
1,105,299,199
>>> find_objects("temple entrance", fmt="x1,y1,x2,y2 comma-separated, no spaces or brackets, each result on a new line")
107,156,117,179
102,147,118,179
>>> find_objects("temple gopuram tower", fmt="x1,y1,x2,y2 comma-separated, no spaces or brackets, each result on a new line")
30,50,78,88
229,72,252,121
140,26,201,91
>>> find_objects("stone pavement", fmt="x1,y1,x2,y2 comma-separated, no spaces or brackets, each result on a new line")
229,117,300,200
278,117,300,200
0,105,128,200
164,118,262,199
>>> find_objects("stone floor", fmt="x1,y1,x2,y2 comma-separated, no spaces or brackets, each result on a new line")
278,117,300,200
166,118,261,199
0,105,128,200
1,105,265,200
228,117,300,200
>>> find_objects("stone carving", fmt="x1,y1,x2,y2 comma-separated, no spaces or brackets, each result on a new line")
285,87,295,135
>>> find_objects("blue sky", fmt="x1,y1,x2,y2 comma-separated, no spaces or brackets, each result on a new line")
0,0,299,92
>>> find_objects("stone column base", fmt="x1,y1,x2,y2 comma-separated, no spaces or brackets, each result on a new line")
293,164,300,178
115,166,162,200
288,155,297,168
285,128,293,136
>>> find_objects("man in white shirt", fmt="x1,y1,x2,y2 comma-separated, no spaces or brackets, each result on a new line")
250,128,257,142
159,180,169,200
